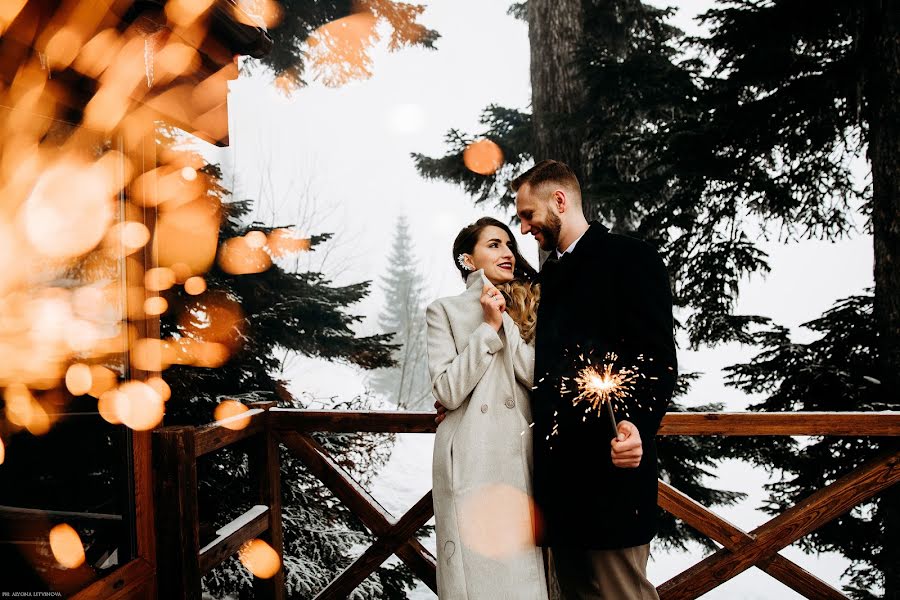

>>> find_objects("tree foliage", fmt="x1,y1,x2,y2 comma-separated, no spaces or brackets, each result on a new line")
158,147,412,597
725,292,896,598
369,216,431,410
250,0,439,89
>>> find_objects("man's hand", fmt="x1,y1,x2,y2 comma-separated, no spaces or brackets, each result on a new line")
610,420,643,468
434,400,448,426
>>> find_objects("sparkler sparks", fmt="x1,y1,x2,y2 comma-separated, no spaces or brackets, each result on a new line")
572,354,637,415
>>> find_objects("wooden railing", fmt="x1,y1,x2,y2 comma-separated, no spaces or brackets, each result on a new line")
155,409,900,599
153,401,285,600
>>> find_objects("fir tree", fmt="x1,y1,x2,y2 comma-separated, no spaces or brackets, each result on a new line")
157,144,413,597
695,3,899,595
726,293,897,598
368,216,431,410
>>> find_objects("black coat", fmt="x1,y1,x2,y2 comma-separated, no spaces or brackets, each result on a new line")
532,221,677,550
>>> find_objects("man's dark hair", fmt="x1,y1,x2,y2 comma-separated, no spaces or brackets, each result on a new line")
510,159,581,195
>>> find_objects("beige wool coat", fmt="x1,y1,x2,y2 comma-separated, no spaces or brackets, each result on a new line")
426,270,548,600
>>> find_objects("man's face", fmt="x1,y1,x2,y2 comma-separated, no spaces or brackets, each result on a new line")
516,183,562,252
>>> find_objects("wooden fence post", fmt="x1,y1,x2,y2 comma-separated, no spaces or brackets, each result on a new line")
249,401,286,600
154,426,201,600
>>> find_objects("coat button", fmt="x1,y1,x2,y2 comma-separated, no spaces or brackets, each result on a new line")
480,404,488,413
504,398,516,409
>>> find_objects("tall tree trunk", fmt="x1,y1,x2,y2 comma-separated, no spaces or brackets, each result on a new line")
527,0,593,220
864,1,899,597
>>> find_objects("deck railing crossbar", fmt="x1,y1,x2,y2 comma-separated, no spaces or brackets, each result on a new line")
270,409,900,600
153,408,900,600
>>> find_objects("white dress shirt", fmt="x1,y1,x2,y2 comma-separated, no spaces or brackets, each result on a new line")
556,230,587,259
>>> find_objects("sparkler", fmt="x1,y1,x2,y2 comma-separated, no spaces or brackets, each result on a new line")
572,352,638,437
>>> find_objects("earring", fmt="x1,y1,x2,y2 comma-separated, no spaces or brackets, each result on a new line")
457,254,473,271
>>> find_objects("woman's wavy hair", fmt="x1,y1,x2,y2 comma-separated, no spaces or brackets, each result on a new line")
452,217,541,343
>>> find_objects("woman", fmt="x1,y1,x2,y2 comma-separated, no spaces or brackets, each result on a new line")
426,217,547,599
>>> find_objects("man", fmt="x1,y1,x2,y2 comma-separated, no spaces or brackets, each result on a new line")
439,160,676,598
515,159,676,599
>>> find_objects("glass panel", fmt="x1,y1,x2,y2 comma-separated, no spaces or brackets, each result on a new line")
0,111,136,594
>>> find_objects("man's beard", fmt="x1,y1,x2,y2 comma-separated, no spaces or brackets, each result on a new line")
538,211,562,251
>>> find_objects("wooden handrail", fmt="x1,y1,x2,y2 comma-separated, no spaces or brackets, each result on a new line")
193,408,268,457
271,409,900,436
656,411,900,436
199,505,270,574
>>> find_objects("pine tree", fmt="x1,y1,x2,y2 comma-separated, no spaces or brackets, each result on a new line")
155,139,414,596
368,216,431,410
693,3,899,595
725,293,897,598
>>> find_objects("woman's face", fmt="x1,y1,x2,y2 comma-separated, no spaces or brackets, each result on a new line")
465,225,516,285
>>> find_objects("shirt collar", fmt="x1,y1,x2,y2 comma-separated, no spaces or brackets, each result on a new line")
556,230,588,259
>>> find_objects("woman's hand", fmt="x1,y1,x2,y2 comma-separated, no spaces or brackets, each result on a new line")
480,283,506,331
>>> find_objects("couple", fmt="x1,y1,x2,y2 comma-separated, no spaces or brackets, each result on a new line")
426,160,677,599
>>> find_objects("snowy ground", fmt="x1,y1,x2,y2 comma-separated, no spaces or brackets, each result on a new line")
370,434,853,600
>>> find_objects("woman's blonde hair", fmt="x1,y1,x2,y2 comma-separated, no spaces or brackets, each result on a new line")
497,279,540,344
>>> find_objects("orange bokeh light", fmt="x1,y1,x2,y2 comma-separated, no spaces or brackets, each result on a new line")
238,538,281,579
235,0,284,28
0,436,5,465
25,400,51,435
153,197,220,276
115,381,165,431
5,383,35,427
170,262,193,283
49,523,85,569
266,228,311,258
178,291,244,349
145,267,176,292
106,221,151,255
155,43,200,85
0,1,29,36
88,365,118,398
192,342,230,368
43,26,82,72
165,0,216,28
244,230,267,249
97,389,123,424
218,236,272,275
65,319,100,353
131,337,168,372
73,28,123,79
21,161,115,259
306,11,379,87
65,363,93,396
458,484,538,560
213,399,250,430
463,139,504,176
144,296,169,316
184,276,207,295
146,376,171,402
